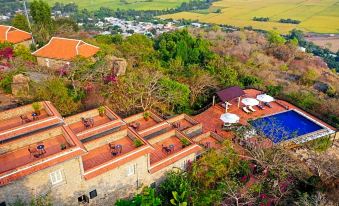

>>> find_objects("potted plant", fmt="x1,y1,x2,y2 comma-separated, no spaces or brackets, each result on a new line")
180,138,190,148
60,143,67,150
98,106,106,117
32,102,42,115
143,111,150,121
133,139,143,148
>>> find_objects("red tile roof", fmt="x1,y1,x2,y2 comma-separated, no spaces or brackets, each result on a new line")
32,37,99,60
0,25,32,44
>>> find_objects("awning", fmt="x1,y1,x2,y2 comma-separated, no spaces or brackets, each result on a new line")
216,86,245,102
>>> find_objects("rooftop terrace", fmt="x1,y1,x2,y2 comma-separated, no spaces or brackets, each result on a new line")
0,126,84,185
194,89,336,144
148,129,201,173
65,107,125,142
81,128,152,180
0,101,62,142
192,131,224,150
123,111,164,132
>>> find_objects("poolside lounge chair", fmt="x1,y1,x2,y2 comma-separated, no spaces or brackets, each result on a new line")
264,102,272,108
242,107,251,114
248,106,256,112
257,104,265,110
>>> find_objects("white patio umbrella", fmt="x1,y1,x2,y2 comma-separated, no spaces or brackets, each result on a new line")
256,94,274,103
220,113,240,124
241,98,259,106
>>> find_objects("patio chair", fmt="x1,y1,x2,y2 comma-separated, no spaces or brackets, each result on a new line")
242,107,251,114
168,144,174,152
20,115,31,124
162,145,171,154
248,106,256,112
109,143,115,150
116,144,122,154
88,117,94,127
28,147,40,158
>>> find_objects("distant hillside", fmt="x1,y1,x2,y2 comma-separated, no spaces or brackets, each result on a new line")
159,0,339,34
45,0,190,11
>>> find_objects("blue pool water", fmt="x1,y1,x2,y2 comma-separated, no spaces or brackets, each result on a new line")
250,110,323,143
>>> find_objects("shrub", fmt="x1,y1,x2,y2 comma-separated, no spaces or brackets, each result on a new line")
133,139,143,147
306,136,332,152
180,138,190,146
31,78,80,116
32,102,42,113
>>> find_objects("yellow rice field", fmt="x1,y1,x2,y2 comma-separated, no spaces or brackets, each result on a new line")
159,0,339,34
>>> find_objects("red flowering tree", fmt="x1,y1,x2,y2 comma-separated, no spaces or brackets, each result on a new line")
0,47,14,60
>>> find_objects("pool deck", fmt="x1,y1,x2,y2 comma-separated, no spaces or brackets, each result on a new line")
194,89,336,144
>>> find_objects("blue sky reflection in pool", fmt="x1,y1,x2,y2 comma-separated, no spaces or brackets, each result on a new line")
250,110,323,143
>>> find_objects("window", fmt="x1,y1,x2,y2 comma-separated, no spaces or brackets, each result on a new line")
126,164,136,176
78,195,89,203
49,169,63,185
89,190,97,199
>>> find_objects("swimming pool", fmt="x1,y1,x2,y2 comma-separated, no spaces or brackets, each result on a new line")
250,110,324,143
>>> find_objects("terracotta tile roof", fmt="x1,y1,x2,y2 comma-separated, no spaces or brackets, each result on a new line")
32,37,99,61
0,25,32,44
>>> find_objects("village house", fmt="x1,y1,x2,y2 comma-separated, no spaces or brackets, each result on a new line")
32,37,99,68
0,25,32,47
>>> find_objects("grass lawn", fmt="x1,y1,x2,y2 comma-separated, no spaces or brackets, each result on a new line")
158,0,339,34
45,0,190,11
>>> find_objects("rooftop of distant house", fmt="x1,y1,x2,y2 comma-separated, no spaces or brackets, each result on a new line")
32,37,100,61
0,25,32,44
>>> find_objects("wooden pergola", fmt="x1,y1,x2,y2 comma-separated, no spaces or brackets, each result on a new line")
216,86,245,112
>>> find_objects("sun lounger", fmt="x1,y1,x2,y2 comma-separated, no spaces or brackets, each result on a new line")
248,106,256,112
242,107,251,114
257,104,265,110
264,102,272,108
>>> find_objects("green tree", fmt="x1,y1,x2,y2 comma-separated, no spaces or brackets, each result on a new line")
11,13,30,32
158,171,190,206
14,45,36,62
31,78,81,115
301,68,319,85
267,31,286,45
159,78,190,113
30,0,54,45
30,0,52,26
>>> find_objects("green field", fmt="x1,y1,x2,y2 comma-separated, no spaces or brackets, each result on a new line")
159,0,339,34
46,0,189,11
